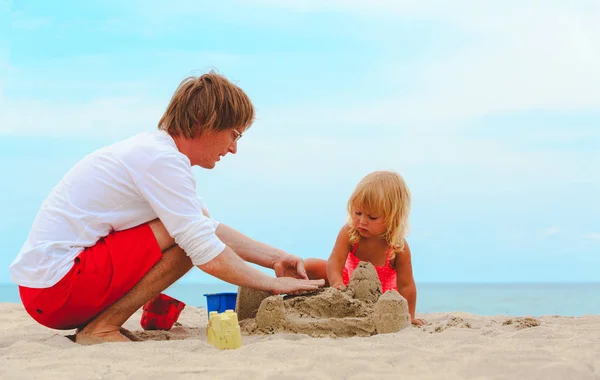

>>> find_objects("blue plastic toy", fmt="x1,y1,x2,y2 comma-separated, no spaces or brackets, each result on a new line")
204,292,237,315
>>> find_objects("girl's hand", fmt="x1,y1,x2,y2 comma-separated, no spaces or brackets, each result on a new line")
411,317,427,326
331,283,346,290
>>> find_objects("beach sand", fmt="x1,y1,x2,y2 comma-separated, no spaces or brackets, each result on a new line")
1,303,598,379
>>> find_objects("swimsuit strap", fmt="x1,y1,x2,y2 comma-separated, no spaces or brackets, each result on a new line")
386,247,396,268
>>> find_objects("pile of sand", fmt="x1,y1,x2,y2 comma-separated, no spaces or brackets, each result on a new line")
238,262,411,337
3,289,599,378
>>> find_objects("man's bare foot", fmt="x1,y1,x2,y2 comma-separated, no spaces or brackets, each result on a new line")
75,325,132,345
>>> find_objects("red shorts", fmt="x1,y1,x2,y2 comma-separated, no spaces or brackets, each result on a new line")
18,223,162,330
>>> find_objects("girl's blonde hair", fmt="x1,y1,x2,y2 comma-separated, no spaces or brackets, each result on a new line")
347,171,411,257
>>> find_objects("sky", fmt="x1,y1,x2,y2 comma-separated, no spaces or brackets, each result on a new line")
1,0,599,284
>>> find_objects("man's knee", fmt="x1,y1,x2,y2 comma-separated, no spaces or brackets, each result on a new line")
148,219,176,252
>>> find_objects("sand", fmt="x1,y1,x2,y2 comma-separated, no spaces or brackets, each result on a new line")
1,303,599,379
239,262,411,337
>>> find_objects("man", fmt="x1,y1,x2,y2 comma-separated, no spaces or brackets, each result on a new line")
10,72,324,344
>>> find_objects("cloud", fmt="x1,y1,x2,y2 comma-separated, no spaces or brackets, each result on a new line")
244,1,600,120
246,0,597,17
11,17,51,30
382,7,599,123
544,227,560,236
413,12,600,115
209,126,599,195
216,2,600,136
6,1,599,133
585,233,600,240
0,95,164,139
1,93,597,193
234,0,435,15
3,0,598,189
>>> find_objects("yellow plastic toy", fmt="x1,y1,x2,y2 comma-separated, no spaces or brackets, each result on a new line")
206,309,242,350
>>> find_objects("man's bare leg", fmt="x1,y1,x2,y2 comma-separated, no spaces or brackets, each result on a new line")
76,219,191,344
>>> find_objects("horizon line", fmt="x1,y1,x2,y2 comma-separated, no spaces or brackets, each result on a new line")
1,281,599,286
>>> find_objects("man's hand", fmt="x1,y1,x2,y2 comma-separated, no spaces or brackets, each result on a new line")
272,253,309,279
270,277,325,295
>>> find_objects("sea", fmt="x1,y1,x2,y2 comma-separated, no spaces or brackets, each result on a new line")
2,282,599,317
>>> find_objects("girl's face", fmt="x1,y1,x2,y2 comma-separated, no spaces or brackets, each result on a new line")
351,207,387,238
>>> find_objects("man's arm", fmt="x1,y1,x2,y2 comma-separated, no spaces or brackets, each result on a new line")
199,245,323,294
216,223,309,279
137,154,318,291
137,154,227,267
213,222,308,279
214,223,282,268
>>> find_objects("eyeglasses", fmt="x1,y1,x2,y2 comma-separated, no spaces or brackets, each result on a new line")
232,128,243,143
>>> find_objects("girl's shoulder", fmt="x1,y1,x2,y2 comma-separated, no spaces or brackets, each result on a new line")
390,238,410,254
391,242,412,268
337,224,352,239
333,224,353,250
340,224,355,250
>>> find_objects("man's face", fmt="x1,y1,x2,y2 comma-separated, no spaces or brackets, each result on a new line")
188,127,243,169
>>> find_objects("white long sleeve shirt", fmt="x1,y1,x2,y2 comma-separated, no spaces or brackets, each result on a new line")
10,130,225,288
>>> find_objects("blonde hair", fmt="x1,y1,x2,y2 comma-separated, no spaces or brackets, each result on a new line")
347,171,411,257
158,71,255,139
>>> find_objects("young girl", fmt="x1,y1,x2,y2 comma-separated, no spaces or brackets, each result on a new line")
304,171,425,326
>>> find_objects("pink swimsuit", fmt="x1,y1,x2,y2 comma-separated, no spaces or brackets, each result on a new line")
342,243,398,292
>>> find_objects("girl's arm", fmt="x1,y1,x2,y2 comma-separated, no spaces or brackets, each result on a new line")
326,225,351,288
395,241,426,325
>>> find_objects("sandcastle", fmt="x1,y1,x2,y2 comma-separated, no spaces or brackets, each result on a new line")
236,262,411,338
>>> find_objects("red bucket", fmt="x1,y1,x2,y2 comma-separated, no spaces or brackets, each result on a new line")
140,293,186,331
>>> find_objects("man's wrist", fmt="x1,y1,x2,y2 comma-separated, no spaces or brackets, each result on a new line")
264,277,279,294
269,249,287,269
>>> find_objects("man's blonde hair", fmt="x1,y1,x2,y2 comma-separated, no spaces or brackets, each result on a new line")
347,171,411,257
158,71,255,138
